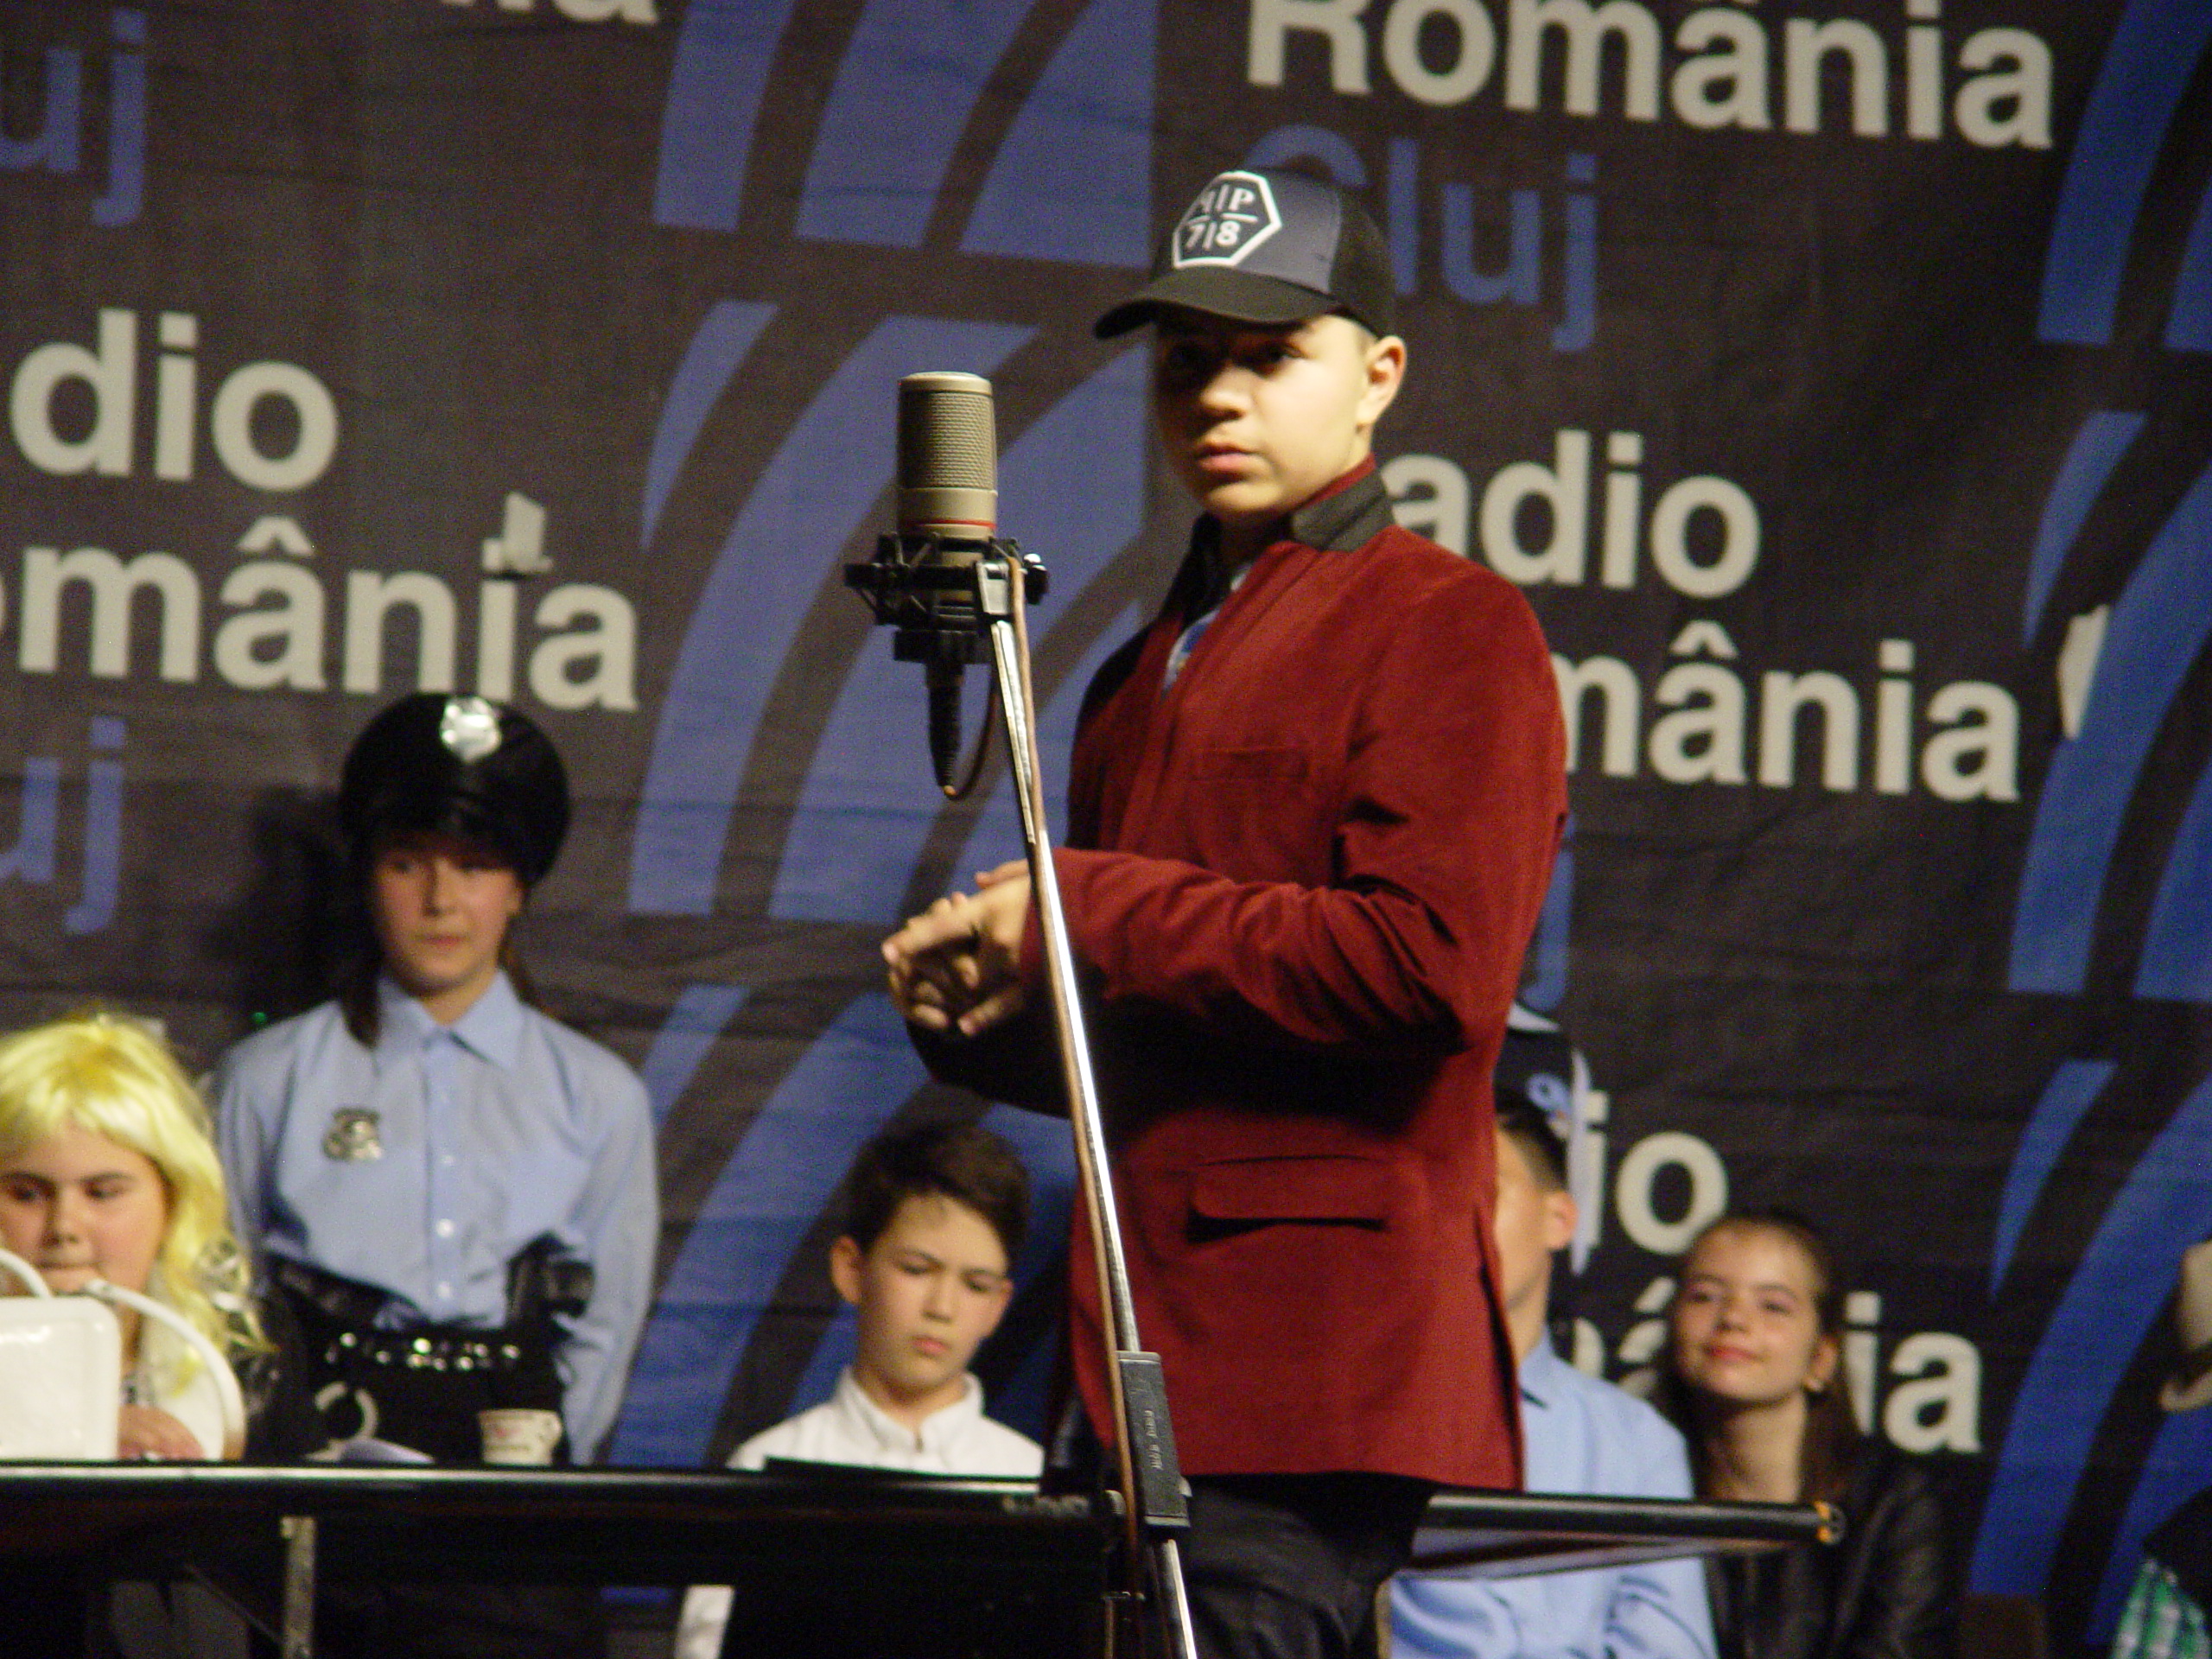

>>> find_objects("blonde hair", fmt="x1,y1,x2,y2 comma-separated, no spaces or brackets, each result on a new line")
0,1014,262,1379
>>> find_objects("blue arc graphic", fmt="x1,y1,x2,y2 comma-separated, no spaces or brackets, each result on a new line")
1972,1066,2212,1599
636,983,751,1128
1991,1059,2116,1294
2037,0,2212,346
607,993,925,1467
2020,412,2143,645
768,348,1147,923
960,0,1156,267
2008,460,2212,995
2091,1405,2212,1640
652,0,798,232
2169,175,2212,353
797,0,1042,248
628,316,1033,918
2137,755,2212,1001
640,302,777,548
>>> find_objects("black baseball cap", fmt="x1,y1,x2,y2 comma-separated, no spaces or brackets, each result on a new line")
1095,168,1396,340
340,693,571,887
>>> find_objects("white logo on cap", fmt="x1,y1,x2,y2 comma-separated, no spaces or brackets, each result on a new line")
1170,172,1282,270
439,696,503,763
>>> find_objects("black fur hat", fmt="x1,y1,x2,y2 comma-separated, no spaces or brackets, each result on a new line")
338,694,569,887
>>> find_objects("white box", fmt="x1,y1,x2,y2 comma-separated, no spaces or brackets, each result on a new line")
0,1298,122,1459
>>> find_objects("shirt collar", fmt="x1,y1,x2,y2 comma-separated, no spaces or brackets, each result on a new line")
374,971,525,1070
832,1366,986,1457
1519,1328,1568,1408
1175,461,1393,620
1286,458,1391,552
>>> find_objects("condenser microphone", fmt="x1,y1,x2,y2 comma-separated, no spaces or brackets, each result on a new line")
897,372,997,789
847,372,1044,796
898,371,997,543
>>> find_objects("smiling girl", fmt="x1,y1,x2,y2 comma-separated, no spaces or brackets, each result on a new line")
1658,1211,1952,1659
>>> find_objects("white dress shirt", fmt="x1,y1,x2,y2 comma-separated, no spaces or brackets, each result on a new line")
675,1368,1041,1659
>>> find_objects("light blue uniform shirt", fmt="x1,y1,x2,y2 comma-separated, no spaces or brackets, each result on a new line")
215,973,658,1461
1392,1335,1717,1659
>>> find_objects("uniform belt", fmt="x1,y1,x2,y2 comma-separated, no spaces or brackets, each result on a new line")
272,1254,572,1462
268,1235,593,1327
270,1256,541,1373
318,1325,531,1376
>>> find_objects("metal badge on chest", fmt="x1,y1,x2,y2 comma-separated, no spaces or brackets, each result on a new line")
322,1108,383,1162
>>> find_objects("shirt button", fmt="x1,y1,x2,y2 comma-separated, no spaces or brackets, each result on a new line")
442,1154,456,1167
435,1219,455,1238
435,1281,453,1300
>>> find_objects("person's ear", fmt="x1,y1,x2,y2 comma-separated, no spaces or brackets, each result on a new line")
1805,1334,1840,1395
977,1272,1014,1338
829,1236,866,1308
1355,334,1406,432
1542,1188,1579,1255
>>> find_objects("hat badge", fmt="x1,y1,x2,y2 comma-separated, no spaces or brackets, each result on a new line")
1172,172,1282,270
439,696,503,763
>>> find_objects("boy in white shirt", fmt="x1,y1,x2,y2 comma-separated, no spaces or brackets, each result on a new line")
674,1122,1041,1659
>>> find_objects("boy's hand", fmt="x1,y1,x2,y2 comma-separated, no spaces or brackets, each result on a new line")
884,861,1031,1035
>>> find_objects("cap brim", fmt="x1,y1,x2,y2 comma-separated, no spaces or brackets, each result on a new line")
2161,1371,2212,1412
2163,1340,2212,1412
1094,269,1338,339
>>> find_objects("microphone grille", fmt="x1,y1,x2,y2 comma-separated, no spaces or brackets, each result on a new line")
898,372,997,540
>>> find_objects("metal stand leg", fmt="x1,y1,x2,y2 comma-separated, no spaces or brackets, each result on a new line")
979,557,1196,1659
280,1516,315,1659
1153,1537,1199,1659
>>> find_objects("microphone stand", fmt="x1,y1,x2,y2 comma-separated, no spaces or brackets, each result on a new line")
849,536,1198,1659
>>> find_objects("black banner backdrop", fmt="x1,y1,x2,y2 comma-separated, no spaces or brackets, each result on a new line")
1,0,2208,1644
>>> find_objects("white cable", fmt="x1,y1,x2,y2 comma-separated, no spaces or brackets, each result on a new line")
0,1253,247,1459
86,1279,248,1461
0,1247,54,1297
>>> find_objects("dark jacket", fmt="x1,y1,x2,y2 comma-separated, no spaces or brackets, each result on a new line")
1709,1447,1953,1659
918,466,1567,1484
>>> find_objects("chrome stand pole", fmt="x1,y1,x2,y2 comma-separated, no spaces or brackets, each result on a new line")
978,555,1196,1659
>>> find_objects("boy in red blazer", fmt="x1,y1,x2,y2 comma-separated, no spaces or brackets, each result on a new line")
885,167,1568,1658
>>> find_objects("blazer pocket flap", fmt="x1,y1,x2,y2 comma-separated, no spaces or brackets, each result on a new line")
1188,1155,1395,1224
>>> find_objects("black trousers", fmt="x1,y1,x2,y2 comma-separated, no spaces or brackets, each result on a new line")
1178,1473,1434,1659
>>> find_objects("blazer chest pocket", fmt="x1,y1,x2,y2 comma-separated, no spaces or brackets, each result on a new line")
1186,1154,1397,1238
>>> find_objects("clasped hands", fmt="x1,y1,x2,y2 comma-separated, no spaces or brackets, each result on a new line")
883,861,1031,1036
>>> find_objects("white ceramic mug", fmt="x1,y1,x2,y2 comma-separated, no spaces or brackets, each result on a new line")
478,1408,563,1465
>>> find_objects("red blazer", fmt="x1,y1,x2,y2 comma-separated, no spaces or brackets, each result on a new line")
924,468,1566,1488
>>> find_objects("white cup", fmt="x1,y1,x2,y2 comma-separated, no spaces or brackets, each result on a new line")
478,1408,563,1465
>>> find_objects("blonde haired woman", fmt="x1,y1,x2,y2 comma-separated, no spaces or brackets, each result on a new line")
0,1013,264,1461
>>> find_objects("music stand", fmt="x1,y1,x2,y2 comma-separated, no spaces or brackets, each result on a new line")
0,1465,1834,1657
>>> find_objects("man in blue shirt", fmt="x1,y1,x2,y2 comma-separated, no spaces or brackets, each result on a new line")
1392,1094,1714,1659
